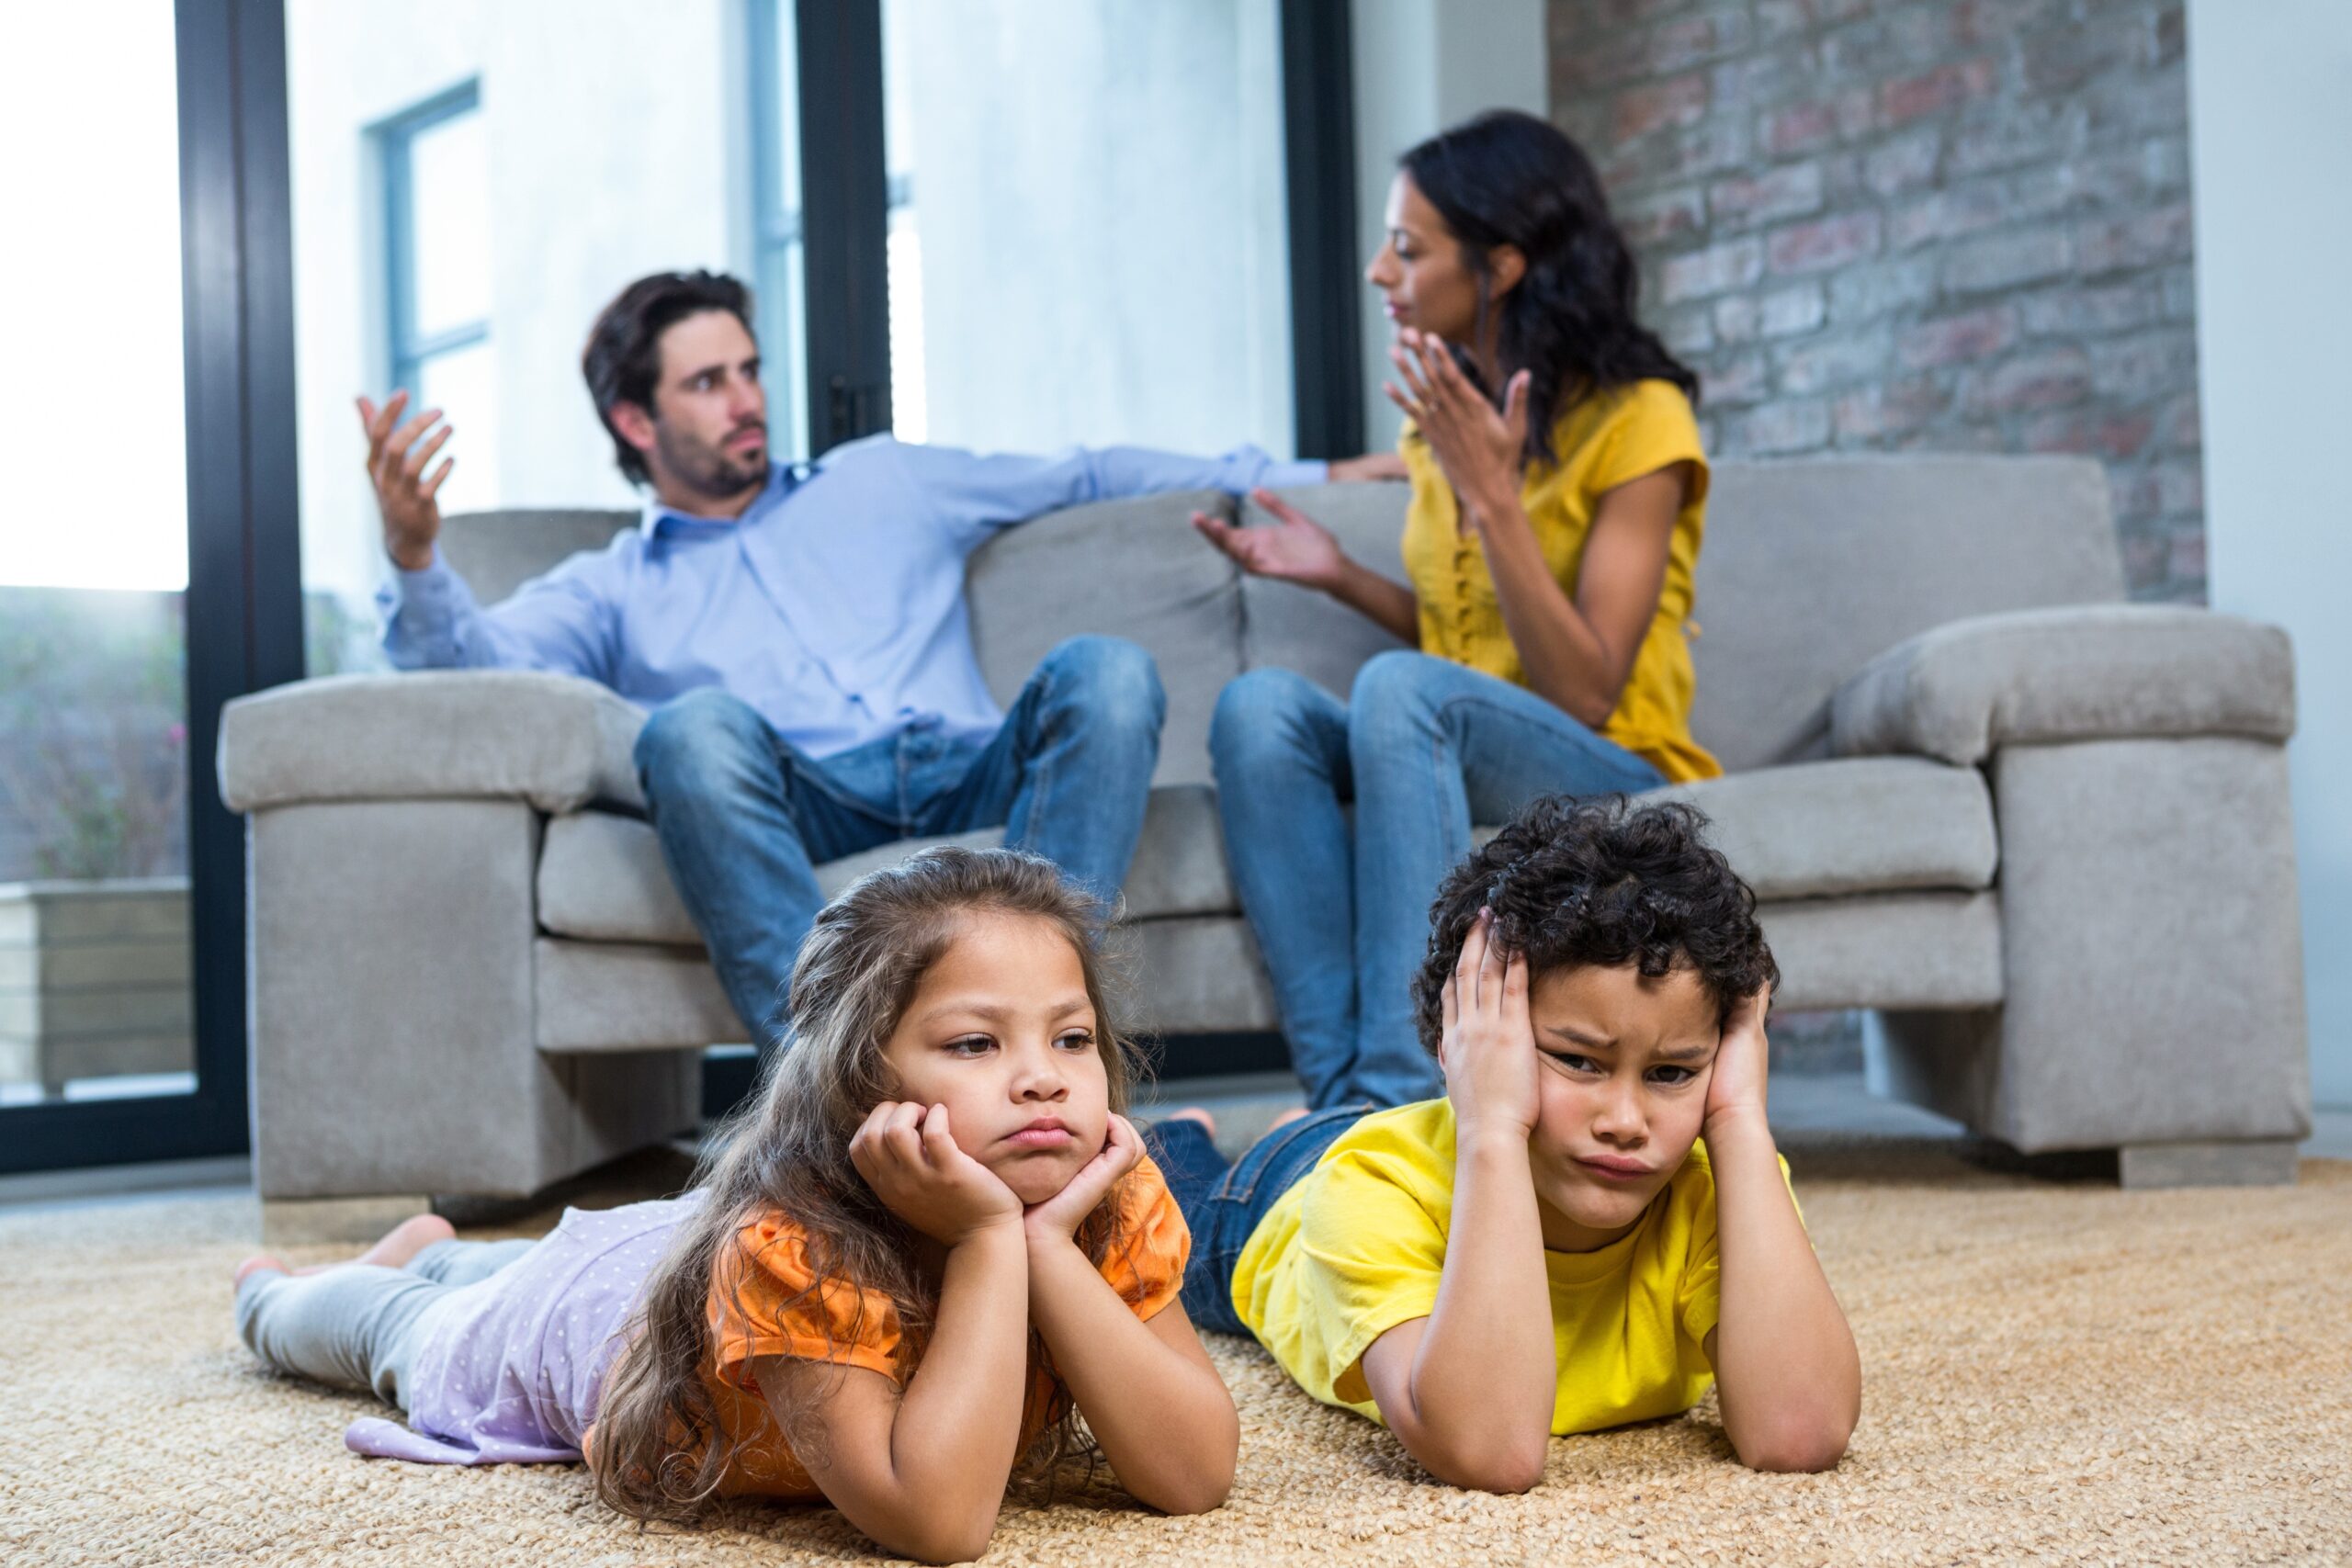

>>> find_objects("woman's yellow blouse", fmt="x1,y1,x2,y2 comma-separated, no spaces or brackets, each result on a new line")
1398,378,1721,783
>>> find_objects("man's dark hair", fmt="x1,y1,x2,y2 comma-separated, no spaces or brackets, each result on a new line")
581,270,756,486
1410,795,1778,1055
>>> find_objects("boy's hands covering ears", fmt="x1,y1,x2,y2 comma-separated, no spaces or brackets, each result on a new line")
1703,983,1772,1135
850,1101,1024,1247
1023,1113,1144,1246
1440,909,1542,1141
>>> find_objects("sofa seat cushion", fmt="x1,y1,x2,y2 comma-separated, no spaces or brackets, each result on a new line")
1756,891,2003,1012
537,783,1237,946
1636,756,1998,901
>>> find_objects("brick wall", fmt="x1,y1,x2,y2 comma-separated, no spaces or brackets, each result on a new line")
1550,0,2203,600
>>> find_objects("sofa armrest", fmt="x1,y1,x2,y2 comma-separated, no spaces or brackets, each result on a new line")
219,671,649,815
1829,605,2294,767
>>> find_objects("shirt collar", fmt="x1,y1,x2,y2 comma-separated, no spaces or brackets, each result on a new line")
639,460,805,538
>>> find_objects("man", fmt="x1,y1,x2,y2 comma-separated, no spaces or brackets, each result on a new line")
362,269,1399,1050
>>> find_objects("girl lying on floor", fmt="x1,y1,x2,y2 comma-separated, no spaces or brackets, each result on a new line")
1145,795,1861,1491
232,848,1236,1565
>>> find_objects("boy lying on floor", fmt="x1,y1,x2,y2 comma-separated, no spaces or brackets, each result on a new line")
1148,795,1860,1490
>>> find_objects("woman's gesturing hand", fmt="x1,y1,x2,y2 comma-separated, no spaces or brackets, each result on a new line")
1022,1113,1143,1247
849,1101,1024,1247
1441,909,1542,1142
1703,983,1772,1136
1192,489,1346,590
1384,327,1528,530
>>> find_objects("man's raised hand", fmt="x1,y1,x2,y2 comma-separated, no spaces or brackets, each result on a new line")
1191,489,1345,590
357,389,456,571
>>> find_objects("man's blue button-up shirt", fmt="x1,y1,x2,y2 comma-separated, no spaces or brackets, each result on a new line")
378,435,1325,759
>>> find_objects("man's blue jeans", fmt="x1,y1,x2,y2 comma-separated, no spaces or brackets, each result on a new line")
634,635,1164,1049
1211,651,1666,1111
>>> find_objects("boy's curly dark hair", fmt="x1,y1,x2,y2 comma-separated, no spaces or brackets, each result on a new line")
1409,795,1778,1055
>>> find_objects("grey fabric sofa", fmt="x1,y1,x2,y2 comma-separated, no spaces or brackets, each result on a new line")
220,455,2309,1228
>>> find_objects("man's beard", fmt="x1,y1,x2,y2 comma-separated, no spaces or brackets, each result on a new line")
656,421,767,502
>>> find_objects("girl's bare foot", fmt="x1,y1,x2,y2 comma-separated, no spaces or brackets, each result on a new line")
1268,1106,1309,1133
233,1254,288,1291
347,1213,456,1270
1164,1107,1217,1139
232,1214,453,1295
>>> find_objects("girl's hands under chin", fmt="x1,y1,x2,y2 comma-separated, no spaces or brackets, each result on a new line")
1022,1114,1143,1247
849,1100,1024,1247
1702,983,1772,1136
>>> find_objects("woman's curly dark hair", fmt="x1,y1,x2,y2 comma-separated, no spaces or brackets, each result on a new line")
1401,109,1700,466
1410,795,1777,1056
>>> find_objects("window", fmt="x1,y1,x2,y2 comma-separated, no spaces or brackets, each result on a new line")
378,82,496,512
748,5,919,455
747,0,1361,460
747,4,813,460
1,0,300,1172
875,0,1296,459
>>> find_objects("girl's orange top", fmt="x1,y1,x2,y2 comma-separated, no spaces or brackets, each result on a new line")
628,1155,1188,1501
1398,378,1721,783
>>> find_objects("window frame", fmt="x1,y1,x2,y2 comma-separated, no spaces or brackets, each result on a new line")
376,79,490,410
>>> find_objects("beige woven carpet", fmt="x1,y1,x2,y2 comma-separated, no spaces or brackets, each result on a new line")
7,1145,2351,1566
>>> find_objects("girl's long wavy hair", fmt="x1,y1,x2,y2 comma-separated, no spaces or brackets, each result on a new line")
1401,108,1700,467
589,846,1148,1526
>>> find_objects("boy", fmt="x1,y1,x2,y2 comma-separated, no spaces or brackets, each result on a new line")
1148,795,1859,1488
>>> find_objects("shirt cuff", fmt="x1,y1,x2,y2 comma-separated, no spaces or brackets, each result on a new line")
389,540,450,585
1261,458,1330,489
376,545,466,664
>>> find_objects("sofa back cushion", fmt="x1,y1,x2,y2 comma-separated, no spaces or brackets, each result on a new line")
1690,456,2123,771
438,509,637,605
437,453,2125,784
965,491,1243,786
1250,457,2123,776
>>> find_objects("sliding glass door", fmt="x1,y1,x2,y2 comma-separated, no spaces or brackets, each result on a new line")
0,0,302,1174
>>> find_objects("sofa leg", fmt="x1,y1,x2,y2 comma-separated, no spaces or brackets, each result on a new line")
260,1194,439,1247
2116,1140,2299,1190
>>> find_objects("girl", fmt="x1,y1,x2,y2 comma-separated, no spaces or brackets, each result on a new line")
1148,797,1860,1490
1193,108,1719,1111
233,848,1237,1564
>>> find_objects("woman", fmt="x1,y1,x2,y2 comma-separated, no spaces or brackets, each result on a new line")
1193,108,1719,1111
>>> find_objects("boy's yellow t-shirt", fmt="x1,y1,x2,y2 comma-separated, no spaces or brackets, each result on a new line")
1398,377,1721,783
1229,1098,1791,1436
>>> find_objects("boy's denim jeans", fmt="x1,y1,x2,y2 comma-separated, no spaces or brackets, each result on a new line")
1210,652,1665,1111
1146,1106,1371,1338
635,635,1164,1050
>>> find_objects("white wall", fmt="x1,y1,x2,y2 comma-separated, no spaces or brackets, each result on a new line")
2187,0,2352,1105
1348,0,1546,453
286,0,747,621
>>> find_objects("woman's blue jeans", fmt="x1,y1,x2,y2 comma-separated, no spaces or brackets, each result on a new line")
1211,651,1665,1111
634,635,1164,1051
1146,1107,1370,1337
